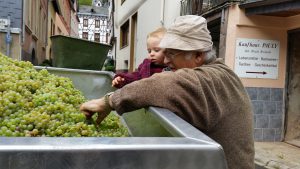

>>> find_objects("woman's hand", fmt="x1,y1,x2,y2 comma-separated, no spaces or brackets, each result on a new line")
80,97,111,124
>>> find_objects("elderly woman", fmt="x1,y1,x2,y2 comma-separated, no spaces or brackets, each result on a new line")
80,15,254,169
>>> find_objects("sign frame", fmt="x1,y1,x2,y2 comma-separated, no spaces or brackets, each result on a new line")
234,38,280,79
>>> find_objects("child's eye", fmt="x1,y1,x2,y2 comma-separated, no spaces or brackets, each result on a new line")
153,48,162,52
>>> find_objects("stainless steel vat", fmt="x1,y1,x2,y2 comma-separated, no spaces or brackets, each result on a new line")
0,67,228,169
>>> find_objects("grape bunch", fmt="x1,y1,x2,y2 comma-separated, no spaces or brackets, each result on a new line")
0,53,128,137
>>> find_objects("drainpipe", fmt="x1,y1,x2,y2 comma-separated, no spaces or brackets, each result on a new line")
221,8,225,24
21,0,26,61
112,0,117,71
160,0,165,26
45,0,49,56
6,15,11,57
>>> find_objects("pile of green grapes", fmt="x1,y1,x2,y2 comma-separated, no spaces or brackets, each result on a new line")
0,53,128,137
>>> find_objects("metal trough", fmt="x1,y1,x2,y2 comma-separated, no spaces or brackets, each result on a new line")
0,67,228,169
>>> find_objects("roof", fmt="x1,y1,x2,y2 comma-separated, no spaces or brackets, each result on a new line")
240,0,300,17
78,5,108,16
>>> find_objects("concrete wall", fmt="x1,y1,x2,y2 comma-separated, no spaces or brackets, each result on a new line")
59,0,71,34
55,13,69,36
284,30,300,141
224,4,300,141
135,0,181,67
0,32,21,60
47,1,56,60
70,9,79,37
135,0,163,66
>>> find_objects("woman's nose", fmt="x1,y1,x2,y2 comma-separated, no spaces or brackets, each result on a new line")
164,57,170,64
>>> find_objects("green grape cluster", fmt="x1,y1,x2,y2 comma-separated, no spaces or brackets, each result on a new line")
0,53,128,137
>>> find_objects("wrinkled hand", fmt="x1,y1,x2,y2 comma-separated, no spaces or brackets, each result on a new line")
80,98,111,124
112,76,125,87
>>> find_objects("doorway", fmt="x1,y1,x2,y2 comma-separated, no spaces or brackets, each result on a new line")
285,29,300,147
31,48,36,65
129,13,137,72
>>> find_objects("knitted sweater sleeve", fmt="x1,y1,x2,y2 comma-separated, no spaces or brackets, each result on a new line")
113,59,151,88
111,66,228,131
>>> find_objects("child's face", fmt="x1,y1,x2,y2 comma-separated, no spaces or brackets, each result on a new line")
146,37,165,65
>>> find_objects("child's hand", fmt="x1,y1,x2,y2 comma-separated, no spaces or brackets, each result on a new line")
112,76,125,87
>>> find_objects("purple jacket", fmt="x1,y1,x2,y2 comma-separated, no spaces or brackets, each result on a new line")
113,59,167,88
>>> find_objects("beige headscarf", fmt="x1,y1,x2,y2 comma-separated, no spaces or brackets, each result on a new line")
159,15,213,52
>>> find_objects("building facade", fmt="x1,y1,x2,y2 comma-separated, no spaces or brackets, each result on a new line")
23,0,48,65
1,0,78,65
78,5,110,44
47,0,79,61
0,0,49,64
70,0,80,37
0,0,23,61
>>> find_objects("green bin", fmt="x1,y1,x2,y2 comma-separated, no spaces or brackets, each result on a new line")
50,35,111,70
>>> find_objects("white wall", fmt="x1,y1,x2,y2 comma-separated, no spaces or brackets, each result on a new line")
135,0,181,66
135,0,163,66
115,0,146,27
164,0,181,26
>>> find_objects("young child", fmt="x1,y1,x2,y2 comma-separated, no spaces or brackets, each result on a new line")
112,27,168,88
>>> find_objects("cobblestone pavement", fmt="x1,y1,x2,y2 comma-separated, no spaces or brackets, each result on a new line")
255,142,300,169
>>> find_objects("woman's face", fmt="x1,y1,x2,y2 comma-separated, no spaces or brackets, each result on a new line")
164,49,203,70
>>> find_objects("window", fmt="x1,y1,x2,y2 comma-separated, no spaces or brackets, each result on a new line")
94,33,100,42
50,19,53,35
106,32,109,44
83,19,88,27
43,14,46,43
52,22,55,35
95,20,100,28
120,20,129,48
58,28,62,35
180,0,203,16
83,32,88,39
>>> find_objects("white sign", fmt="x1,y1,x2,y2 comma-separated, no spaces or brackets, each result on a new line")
234,38,280,79
0,19,8,29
